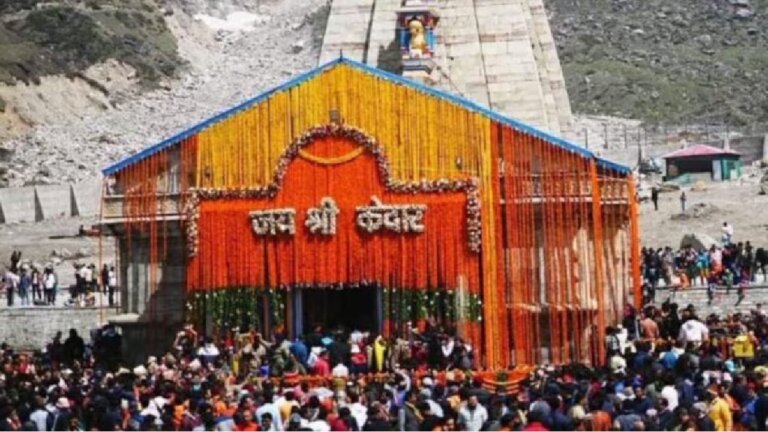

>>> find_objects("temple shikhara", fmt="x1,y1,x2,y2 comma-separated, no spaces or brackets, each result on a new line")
100,4,640,369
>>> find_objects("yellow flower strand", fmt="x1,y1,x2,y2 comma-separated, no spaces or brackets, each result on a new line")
194,63,492,189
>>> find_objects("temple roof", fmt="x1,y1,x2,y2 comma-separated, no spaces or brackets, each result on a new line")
102,57,629,176
662,144,741,159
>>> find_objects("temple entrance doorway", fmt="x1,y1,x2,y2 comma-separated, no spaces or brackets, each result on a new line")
300,287,380,335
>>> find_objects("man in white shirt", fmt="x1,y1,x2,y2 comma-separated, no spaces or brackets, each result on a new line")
4,270,20,307
197,339,220,365
306,409,331,432
44,269,57,305
660,383,679,412
255,395,284,432
29,401,49,432
108,266,118,307
348,392,367,428
458,395,488,431
679,318,709,346
331,362,349,378
722,222,734,245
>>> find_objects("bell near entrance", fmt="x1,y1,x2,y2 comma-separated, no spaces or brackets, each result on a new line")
297,286,381,335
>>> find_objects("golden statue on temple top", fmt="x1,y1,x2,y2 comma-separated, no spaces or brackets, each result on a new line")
408,18,428,56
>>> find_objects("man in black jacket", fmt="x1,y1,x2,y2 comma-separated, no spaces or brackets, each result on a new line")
63,329,85,366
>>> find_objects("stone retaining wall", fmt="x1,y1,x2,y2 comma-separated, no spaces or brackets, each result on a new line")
0,307,116,350
0,178,101,224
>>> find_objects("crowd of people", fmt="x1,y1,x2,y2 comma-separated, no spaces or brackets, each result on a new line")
641,223,768,305
1,251,118,308
5,300,768,431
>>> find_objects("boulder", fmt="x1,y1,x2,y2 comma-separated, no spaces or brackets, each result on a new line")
760,172,768,195
735,7,755,19
680,233,718,250
670,203,720,221
75,247,92,259
659,182,681,192
691,181,708,192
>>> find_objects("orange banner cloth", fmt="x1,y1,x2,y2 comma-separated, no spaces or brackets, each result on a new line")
187,136,480,293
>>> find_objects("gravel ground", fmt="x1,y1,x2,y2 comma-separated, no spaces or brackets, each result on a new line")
639,178,768,248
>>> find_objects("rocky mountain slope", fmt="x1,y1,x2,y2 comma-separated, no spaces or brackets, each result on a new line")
0,0,328,186
0,0,180,86
547,0,768,126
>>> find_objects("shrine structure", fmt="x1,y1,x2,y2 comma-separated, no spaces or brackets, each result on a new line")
100,57,640,368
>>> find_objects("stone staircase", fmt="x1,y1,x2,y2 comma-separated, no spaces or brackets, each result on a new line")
653,284,768,317
319,0,575,139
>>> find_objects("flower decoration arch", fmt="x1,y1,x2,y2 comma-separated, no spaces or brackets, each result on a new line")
182,124,482,257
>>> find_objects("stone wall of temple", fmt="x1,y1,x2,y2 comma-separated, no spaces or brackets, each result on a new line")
319,0,575,139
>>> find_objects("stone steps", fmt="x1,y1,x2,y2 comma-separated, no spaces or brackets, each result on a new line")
652,285,768,317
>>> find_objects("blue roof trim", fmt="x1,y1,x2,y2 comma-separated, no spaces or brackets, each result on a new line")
102,57,345,175
339,59,629,174
596,157,632,174
341,58,596,159
102,56,630,176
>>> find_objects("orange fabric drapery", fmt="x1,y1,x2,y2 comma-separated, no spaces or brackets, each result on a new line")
186,136,481,293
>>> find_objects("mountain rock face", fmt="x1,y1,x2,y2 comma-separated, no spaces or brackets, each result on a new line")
547,0,768,126
0,0,329,187
0,0,181,87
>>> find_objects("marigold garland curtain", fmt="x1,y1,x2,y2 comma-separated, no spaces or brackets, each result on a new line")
186,136,480,293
